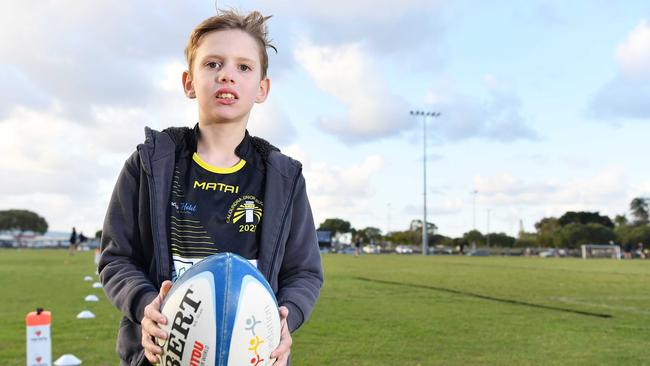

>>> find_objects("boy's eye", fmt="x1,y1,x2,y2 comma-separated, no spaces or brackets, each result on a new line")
239,64,251,72
206,61,221,69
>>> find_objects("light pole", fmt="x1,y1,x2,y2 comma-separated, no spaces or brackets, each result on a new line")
410,110,441,255
486,208,491,247
472,190,478,231
386,202,391,237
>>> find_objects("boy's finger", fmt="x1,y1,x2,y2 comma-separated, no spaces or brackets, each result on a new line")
143,304,155,320
270,338,291,358
142,332,162,357
141,317,167,340
144,351,158,365
270,326,292,359
143,336,163,355
272,351,290,366
278,306,289,319
145,351,162,366
160,280,173,298
144,302,167,325
279,352,290,366
153,281,173,325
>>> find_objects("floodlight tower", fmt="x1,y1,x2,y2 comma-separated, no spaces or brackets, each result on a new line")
472,190,478,230
386,202,391,236
487,208,491,247
410,110,441,255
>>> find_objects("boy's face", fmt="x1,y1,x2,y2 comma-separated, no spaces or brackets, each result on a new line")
182,29,269,125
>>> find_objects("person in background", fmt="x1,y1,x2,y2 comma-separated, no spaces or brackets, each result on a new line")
624,242,632,259
79,232,87,245
68,227,77,256
355,237,361,257
638,242,646,259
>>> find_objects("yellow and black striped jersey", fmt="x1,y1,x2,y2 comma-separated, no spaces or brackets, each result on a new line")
169,134,265,281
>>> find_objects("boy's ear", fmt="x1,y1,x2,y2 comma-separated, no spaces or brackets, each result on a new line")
182,70,196,99
255,78,270,103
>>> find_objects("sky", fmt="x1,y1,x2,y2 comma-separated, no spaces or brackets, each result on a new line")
1,0,650,238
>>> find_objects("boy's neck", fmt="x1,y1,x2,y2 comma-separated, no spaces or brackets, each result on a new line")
196,121,247,168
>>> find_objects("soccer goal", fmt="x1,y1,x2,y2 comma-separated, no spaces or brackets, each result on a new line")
581,244,621,260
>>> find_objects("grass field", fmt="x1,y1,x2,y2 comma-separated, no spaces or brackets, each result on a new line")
1,249,649,365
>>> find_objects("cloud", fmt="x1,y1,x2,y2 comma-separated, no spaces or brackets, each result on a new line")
294,41,412,142
631,180,650,200
0,108,127,197
294,44,537,144
0,1,302,233
473,173,558,206
0,79,195,233
296,154,385,226
590,79,650,119
273,0,437,22
0,192,107,236
248,100,297,147
615,19,650,79
470,168,633,233
265,0,446,58
0,107,129,234
0,1,298,147
472,167,628,215
403,198,464,218
0,1,208,122
424,75,539,142
589,19,650,120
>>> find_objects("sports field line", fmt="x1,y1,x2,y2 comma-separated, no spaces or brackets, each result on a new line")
432,260,650,278
552,296,650,315
355,277,613,319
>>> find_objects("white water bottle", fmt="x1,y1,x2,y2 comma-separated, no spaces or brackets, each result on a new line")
26,308,51,366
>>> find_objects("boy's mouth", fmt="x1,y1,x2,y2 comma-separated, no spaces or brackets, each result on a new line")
215,88,239,101
216,92,236,99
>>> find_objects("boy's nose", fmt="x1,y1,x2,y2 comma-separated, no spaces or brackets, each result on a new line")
217,69,235,84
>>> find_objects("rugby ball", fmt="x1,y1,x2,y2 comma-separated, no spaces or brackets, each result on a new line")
157,253,281,366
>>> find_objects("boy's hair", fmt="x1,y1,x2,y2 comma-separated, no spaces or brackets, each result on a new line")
185,9,277,79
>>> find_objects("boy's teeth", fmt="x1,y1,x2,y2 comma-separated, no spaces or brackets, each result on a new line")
217,93,235,99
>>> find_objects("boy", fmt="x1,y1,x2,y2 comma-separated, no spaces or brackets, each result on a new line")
99,10,323,366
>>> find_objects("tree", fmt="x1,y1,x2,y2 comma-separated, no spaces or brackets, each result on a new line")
0,209,48,247
318,218,352,235
616,225,650,246
558,211,614,228
357,227,382,243
614,214,628,227
432,234,453,247
535,217,561,248
95,230,103,240
515,231,537,248
557,223,616,249
387,220,439,246
462,230,484,246
409,219,437,235
630,197,649,225
486,232,516,247
386,230,419,245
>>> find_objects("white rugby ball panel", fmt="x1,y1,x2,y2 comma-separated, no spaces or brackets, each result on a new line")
227,275,281,366
157,253,281,366
157,270,216,366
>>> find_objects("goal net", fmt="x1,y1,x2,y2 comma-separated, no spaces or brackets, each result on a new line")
581,244,621,260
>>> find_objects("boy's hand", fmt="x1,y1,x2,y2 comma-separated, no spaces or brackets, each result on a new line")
271,306,292,366
141,280,172,364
